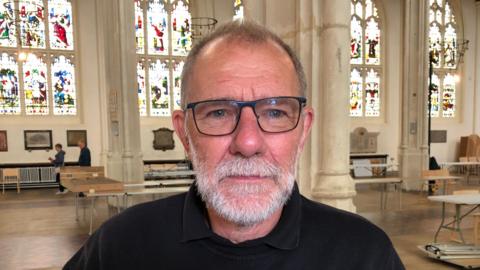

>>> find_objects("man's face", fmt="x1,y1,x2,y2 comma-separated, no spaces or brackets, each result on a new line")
173,38,313,226
77,141,84,149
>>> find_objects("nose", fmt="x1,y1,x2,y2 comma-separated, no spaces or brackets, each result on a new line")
229,106,266,157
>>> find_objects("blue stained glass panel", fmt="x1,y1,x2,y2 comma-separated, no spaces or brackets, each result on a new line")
52,55,76,115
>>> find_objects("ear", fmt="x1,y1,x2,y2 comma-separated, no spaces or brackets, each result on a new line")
297,107,314,151
172,110,190,154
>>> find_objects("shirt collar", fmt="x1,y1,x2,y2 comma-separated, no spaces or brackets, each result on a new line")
181,182,302,250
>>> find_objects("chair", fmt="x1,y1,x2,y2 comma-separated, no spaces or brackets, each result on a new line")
421,169,455,194
2,168,20,194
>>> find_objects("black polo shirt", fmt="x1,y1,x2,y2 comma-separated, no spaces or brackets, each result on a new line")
64,184,405,270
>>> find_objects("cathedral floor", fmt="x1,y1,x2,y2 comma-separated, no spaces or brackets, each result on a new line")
1,183,479,270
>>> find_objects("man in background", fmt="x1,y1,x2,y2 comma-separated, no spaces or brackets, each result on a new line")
77,139,90,166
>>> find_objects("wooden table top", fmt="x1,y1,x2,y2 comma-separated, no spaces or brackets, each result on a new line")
61,177,124,193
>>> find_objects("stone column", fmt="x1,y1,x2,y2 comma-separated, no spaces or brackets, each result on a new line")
310,0,356,212
474,0,480,134
399,0,430,190
296,0,316,198
95,0,144,183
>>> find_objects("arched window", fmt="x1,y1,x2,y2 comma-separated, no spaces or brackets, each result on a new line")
349,0,382,118
233,0,244,20
428,0,460,118
135,0,191,117
0,0,76,116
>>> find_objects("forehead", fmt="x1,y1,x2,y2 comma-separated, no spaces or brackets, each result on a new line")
187,37,298,102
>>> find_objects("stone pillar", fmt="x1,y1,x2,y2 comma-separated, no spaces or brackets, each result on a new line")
310,0,356,212
399,0,430,190
296,0,316,198
474,0,480,134
95,0,144,183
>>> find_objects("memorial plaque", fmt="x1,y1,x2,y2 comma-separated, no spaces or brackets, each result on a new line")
430,130,447,143
350,127,379,153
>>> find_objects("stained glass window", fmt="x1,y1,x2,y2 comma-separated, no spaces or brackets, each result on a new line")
0,0,76,116
442,73,455,117
149,59,170,116
136,0,191,116
171,0,191,56
430,73,440,117
23,54,48,115
350,0,382,117
364,69,380,117
350,68,363,117
147,0,168,55
48,0,74,50
0,1,17,47
172,60,183,110
233,0,244,20
0,53,20,114
428,0,459,118
135,0,145,54
19,0,46,49
137,61,147,116
52,55,76,115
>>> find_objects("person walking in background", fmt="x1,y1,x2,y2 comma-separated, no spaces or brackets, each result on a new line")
48,143,67,195
77,139,91,166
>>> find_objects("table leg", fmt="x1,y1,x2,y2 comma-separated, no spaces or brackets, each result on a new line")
75,193,79,221
383,183,389,210
379,185,384,211
116,196,120,214
399,183,403,210
455,204,466,243
434,202,446,243
89,197,96,235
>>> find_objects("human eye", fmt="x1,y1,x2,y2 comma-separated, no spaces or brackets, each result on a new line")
263,108,288,119
195,102,235,121
206,108,228,119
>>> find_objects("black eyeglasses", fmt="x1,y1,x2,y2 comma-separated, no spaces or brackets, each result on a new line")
186,96,307,136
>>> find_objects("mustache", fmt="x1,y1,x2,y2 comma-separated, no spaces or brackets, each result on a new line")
213,156,282,181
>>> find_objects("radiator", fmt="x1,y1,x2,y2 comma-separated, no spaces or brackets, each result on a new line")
19,167,56,183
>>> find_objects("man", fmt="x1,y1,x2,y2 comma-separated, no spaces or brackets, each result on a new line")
77,139,91,166
48,143,67,194
64,21,404,269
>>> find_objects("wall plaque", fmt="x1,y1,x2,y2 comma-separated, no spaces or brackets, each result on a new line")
153,128,175,151
350,127,379,153
430,130,447,143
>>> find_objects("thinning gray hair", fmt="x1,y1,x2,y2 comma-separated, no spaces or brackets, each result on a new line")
180,20,307,109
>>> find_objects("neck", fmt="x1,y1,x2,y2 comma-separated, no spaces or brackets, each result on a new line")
206,207,283,244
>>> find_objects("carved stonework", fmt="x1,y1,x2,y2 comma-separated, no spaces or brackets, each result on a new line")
153,128,175,151
350,127,379,153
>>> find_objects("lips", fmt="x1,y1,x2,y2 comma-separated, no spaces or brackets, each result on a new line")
219,175,276,185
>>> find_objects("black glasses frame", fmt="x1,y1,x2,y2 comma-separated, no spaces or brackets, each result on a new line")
186,96,307,136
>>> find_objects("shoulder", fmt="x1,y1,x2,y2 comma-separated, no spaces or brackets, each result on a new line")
100,192,186,236
300,196,391,246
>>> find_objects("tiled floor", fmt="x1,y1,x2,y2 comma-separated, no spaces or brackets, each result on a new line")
1,184,479,269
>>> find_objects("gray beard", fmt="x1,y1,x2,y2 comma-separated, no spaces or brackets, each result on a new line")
189,138,297,227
